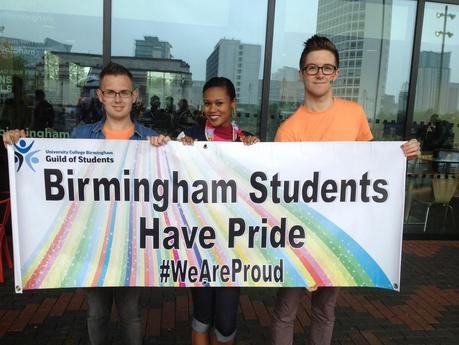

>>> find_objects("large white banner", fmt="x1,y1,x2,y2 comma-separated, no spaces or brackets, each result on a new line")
7,139,406,292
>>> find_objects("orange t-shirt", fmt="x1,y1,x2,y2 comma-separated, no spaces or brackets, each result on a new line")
275,98,373,142
103,125,135,140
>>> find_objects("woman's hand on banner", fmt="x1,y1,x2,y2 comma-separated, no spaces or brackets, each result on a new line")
148,134,170,146
180,136,196,146
401,139,421,161
3,129,26,148
242,135,260,146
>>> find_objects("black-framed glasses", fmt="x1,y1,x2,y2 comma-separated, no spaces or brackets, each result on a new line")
302,64,337,76
100,89,134,98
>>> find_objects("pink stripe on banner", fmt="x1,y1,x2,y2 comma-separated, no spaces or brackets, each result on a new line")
293,247,330,286
179,202,205,269
91,201,115,287
159,150,184,287
161,207,184,286
129,203,137,285
143,201,153,286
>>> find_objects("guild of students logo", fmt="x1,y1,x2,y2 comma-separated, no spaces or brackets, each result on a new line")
14,139,40,172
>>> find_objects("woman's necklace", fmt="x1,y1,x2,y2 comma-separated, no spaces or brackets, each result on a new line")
205,121,245,142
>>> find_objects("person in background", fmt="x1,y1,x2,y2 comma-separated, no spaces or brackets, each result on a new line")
193,109,206,128
146,95,172,135
171,98,196,137
416,113,454,151
1,76,31,129
165,95,176,114
144,95,161,122
271,35,420,345
32,89,55,131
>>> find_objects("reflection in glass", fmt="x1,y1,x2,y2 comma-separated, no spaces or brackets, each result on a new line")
112,0,267,137
0,2,103,136
407,2,459,235
412,3,459,152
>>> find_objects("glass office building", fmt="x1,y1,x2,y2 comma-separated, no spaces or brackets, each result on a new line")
0,0,458,236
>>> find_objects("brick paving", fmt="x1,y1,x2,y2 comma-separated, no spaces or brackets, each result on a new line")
0,240,458,345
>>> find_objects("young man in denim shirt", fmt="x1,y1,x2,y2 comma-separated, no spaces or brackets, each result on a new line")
3,62,169,345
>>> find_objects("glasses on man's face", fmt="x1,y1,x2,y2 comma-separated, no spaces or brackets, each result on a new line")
100,89,134,99
302,64,337,76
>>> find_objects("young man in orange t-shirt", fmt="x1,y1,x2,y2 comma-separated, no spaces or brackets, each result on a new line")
271,35,420,345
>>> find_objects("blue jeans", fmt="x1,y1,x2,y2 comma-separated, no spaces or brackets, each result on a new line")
191,287,240,342
86,287,143,345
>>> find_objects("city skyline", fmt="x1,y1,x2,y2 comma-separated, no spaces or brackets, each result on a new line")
1,33,459,115
1,2,458,102
2,1,458,93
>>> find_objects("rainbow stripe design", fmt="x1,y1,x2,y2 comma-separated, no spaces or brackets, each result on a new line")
16,140,396,290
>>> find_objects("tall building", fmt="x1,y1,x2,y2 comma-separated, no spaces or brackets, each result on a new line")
135,36,172,59
448,82,459,115
206,39,261,105
415,51,456,117
316,0,392,121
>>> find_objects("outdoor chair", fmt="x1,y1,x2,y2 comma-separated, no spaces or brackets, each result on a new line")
0,192,13,283
423,175,458,232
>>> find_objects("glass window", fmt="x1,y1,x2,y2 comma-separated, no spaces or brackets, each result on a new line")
0,1,103,137
267,0,416,141
0,1,103,191
112,0,267,137
406,2,459,235
411,2,459,152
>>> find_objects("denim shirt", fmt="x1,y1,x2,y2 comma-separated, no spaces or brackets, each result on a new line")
71,118,158,140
